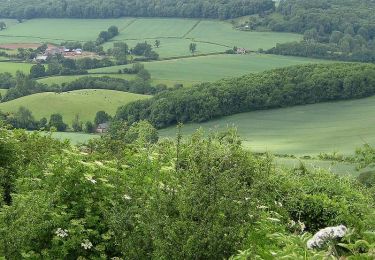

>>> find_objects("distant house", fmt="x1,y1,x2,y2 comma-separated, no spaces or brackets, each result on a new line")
236,48,248,54
45,47,64,56
35,55,48,62
96,122,110,133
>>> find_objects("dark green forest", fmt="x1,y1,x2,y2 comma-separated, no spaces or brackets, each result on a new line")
0,0,274,19
116,63,375,128
253,0,375,61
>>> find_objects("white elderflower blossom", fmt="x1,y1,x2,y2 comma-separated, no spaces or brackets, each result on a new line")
307,225,347,249
123,194,132,200
55,228,68,238
85,175,97,184
81,239,93,250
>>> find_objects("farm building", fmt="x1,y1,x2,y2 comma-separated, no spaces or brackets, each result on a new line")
96,122,110,133
236,48,248,54
45,47,64,56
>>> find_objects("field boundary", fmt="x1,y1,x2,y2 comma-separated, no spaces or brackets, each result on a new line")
182,20,201,38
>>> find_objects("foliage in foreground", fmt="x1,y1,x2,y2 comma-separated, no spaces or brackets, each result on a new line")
0,123,374,259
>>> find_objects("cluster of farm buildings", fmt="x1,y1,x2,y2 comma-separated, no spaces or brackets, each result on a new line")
35,46,83,62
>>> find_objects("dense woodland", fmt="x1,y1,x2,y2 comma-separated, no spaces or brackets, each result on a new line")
116,63,375,128
252,0,375,61
0,0,274,19
0,123,374,258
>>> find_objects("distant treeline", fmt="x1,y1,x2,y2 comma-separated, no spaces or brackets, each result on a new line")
0,0,274,19
248,0,375,62
116,63,375,128
0,71,166,102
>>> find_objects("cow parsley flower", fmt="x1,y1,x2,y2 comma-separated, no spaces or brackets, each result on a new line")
307,225,347,249
123,194,132,200
55,228,68,238
81,239,93,250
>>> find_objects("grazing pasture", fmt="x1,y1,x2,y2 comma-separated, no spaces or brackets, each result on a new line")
0,18,133,43
185,20,302,50
159,96,375,156
0,89,149,123
90,54,332,86
0,61,32,74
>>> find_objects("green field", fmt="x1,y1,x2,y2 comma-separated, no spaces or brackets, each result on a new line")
0,18,133,43
159,96,375,156
37,73,136,85
0,61,32,74
90,54,332,86
0,89,149,123
50,131,100,144
0,88,7,96
185,20,301,50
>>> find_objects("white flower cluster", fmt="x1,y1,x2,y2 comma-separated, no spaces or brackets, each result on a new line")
85,175,97,184
81,239,93,250
307,225,347,249
123,194,132,200
55,228,69,238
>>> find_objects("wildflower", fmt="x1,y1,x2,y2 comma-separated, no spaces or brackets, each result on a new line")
267,217,281,222
298,220,306,232
85,175,97,184
81,239,93,250
123,194,132,200
55,228,68,238
307,225,347,249
95,161,104,166
256,205,268,209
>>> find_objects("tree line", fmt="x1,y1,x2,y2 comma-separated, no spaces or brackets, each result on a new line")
0,65,165,102
245,0,375,62
0,107,113,133
0,0,274,20
116,63,375,128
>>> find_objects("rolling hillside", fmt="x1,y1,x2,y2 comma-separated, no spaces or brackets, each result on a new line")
159,96,375,156
0,89,149,123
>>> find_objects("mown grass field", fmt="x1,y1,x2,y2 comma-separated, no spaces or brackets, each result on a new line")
0,18,133,43
185,20,301,50
159,96,375,156
50,131,100,144
37,73,136,85
0,18,301,59
0,89,149,123
0,61,32,74
90,54,332,86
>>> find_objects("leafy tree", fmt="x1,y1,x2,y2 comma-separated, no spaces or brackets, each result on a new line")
30,64,46,78
0,21,6,30
72,114,83,132
49,113,67,131
84,121,95,133
94,111,111,126
154,39,160,48
108,25,119,38
189,42,197,54
137,69,151,81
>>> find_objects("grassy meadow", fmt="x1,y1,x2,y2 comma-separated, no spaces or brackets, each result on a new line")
0,18,133,43
0,61,32,74
90,54,332,86
0,89,149,123
159,96,375,156
0,88,7,96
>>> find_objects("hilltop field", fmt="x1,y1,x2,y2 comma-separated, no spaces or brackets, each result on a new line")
0,89,149,123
